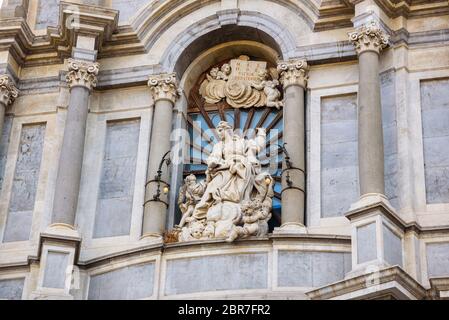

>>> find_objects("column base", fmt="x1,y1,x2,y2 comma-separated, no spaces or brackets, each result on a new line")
29,291,75,300
140,233,164,243
43,223,81,239
273,222,307,235
349,193,394,213
345,260,391,280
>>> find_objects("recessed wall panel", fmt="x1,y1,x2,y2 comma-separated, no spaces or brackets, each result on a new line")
3,123,46,243
93,119,140,238
421,79,449,204
321,95,359,218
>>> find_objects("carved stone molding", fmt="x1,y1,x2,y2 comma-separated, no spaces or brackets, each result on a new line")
349,21,390,55
65,59,100,91
277,59,309,89
148,73,180,104
0,75,19,107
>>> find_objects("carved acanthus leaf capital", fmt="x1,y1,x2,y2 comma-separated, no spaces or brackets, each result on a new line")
0,75,19,107
148,73,180,104
66,59,100,91
277,59,309,89
349,21,390,55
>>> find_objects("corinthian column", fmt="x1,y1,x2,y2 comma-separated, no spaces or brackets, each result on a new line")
142,73,179,238
0,75,19,136
51,59,99,226
276,59,309,233
349,21,389,199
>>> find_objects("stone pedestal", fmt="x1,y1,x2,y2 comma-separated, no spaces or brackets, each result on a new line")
142,73,179,239
30,224,81,300
345,195,405,278
274,59,309,234
51,59,99,226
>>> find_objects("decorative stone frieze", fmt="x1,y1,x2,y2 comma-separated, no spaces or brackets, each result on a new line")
349,21,390,55
65,59,100,91
277,59,309,89
0,75,19,106
148,73,180,104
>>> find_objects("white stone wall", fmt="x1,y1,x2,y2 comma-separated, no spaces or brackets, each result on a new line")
0,0,449,300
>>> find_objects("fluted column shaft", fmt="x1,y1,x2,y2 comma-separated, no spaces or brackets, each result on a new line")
51,59,99,226
142,73,179,237
349,21,389,196
0,75,19,137
277,60,309,228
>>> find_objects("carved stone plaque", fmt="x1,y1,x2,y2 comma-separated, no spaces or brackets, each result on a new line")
229,58,267,82
199,56,283,109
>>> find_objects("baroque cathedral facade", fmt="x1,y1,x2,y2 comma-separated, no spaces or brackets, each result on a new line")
0,0,448,300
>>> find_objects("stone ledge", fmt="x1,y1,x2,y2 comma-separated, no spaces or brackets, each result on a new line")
429,277,449,300
306,266,428,300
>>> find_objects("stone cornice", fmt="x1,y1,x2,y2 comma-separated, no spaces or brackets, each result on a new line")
372,0,449,18
65,59,100,91
277,59,309,89
148,73,180,104
0,74,19,106
349,21,390,55
0,1,448,68
0,2,118,67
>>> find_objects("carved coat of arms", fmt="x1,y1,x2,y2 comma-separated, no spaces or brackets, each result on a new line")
199,55,283,109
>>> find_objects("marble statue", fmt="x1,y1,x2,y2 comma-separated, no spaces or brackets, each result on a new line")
177,174,205,228
199,56,283,109
251,69,283,109
177,121,274,242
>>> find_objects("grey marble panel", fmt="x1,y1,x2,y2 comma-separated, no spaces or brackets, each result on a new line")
426,242,449,277
357,222,377,264
88,263,155,300
43,251,69,289
321,95,359,218
383,224,403,267
278,251,351,288
165,254,268,295
421,79,449,204
93,120,140,238
0,278,24,300
3,124,46,243
35,0,59,30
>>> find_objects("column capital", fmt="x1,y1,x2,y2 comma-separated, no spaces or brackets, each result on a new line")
0,75,19,107
277,59,309,89
148,73,180,104
349,21,389,55
66,59,100,91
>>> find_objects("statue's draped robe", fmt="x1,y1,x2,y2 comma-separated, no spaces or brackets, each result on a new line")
192,132,266,220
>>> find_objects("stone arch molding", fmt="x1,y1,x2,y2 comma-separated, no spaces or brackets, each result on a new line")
130,0,316,71
158,10,300,75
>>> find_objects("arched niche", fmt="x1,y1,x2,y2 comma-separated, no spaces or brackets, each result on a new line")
179,38,282,99
168,33,286,230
